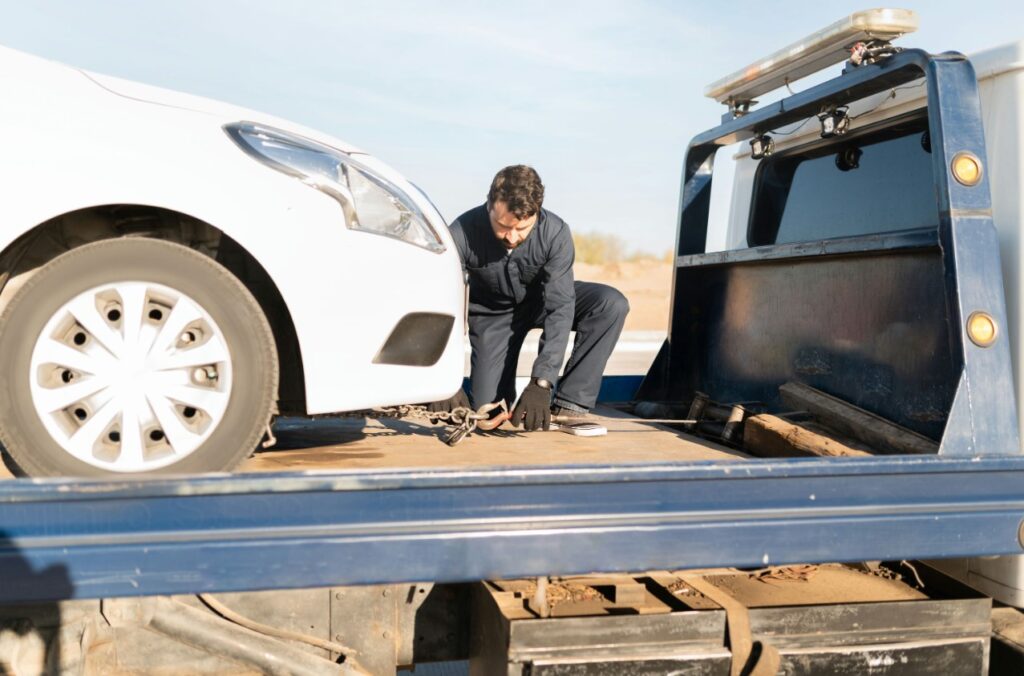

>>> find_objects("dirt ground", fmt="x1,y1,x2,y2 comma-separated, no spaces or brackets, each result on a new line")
574,259,672,333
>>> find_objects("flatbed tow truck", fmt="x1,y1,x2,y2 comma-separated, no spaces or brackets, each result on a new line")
4,9,1024,675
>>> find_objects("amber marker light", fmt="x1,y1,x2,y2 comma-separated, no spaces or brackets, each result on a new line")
952,152,983,186
967,311,998,347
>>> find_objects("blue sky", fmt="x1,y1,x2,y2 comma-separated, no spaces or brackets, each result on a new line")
1,1,1020,254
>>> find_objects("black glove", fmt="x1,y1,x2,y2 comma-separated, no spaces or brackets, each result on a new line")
426,389,471,414
512,379,552,431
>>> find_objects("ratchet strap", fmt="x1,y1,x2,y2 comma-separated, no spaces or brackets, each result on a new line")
683,575,781,676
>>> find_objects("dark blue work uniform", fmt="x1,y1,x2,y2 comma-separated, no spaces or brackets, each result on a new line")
449,205,629,411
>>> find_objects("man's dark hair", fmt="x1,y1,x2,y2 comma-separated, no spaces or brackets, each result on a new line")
487,165,545,219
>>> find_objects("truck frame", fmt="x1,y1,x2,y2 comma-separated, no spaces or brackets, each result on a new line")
3,25,1024,676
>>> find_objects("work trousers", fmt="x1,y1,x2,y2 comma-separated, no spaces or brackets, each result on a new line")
468,281,629,411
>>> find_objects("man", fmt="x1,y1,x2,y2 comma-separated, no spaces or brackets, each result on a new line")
431,165,629,432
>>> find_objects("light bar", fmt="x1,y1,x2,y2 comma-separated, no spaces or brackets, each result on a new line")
704,8,918,105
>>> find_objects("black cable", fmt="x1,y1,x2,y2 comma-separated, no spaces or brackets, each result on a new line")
766,80,926,139
850,81,927,120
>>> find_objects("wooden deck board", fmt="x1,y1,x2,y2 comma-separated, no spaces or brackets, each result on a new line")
0,407,743,479
242,406,744,472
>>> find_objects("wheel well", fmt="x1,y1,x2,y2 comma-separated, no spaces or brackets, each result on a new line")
0,205,307,414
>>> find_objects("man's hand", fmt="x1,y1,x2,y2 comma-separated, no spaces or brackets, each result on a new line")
426,389,471,415
512,379,552,431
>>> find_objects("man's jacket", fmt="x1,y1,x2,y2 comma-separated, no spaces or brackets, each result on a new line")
448,204,575,383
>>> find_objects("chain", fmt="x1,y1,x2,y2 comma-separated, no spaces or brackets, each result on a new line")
340,401,509,446
354,404,474,425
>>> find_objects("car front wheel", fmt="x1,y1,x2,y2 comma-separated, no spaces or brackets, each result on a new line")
0,237,278,477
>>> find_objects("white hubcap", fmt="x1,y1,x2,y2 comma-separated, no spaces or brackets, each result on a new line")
29,281,233,472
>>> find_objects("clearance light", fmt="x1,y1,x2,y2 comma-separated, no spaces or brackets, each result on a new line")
705,9,919,107
952,152,983,186
967,311,998,347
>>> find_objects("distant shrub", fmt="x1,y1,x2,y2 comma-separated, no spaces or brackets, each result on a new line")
573,231,626,265
626,250,674,264
572,231,670,265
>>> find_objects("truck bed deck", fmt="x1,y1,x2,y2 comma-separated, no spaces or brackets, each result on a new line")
0,406,745,480
242,405,745,473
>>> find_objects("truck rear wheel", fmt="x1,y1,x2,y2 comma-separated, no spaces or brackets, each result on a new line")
0,238,278,477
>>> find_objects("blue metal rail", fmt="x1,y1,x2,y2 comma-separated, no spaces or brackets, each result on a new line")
2,455,1024,602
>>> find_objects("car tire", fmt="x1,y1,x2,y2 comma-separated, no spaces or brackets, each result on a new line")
0,237,278,477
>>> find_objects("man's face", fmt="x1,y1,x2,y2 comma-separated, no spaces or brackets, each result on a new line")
488,200,537,250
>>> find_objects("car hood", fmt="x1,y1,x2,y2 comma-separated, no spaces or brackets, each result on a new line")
80,68,365,154
0,44,364,154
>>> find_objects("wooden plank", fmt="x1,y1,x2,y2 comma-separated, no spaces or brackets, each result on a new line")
610,582,647,607
744,414,872,458
779,382,938,455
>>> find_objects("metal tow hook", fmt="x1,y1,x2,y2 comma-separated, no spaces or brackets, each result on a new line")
443,401,510,446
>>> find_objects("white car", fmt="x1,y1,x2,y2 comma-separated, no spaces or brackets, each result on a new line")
0,45,466,477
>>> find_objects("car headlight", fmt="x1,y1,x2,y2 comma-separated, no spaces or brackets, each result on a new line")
224,122,445,253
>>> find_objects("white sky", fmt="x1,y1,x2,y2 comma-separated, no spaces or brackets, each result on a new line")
1,1,1020,254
